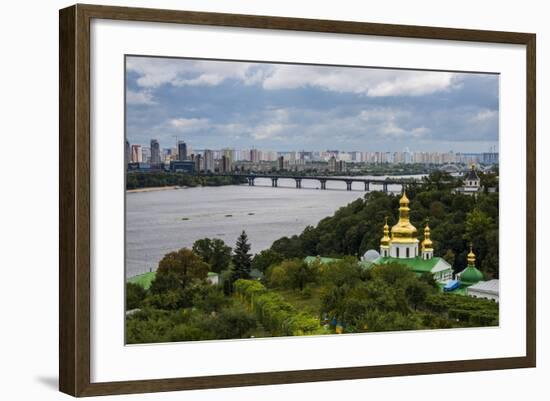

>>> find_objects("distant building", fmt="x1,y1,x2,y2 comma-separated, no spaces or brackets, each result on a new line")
125,139,130,166
141,147,151,163
204,149,214,172
482,152,499,165
150,139,161,164
328,156,337,172
277,156,285,171
194,154,203,172
223,148,233,164
178,141,188,161
127,162,162,172
131,145,142,163
250,148,259,163
456,165,482,196
169,160,194,173
221,155,232,173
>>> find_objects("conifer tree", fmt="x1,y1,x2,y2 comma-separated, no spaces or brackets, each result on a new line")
232,230,252,281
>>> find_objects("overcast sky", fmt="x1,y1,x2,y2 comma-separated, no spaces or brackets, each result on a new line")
125,56,499,153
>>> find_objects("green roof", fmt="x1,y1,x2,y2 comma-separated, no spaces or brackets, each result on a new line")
127,271,156,290
372,256,445,274
306,255,449,274
128,271,220,289
460,265,484,285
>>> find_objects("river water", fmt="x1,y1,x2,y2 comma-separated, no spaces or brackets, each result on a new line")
126,175,424,278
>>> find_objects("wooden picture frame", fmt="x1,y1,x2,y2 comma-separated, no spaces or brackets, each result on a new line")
59,3,536,397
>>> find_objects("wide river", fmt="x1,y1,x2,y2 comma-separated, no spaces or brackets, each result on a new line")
126,175,425,278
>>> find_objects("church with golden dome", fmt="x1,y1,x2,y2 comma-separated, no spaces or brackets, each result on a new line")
371,192,454,283
306,190,490,293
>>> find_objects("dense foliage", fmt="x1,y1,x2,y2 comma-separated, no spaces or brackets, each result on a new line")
192,238,232,273
234,279,325,336
270,172,499,278
126,172,246,190
126,171,499,343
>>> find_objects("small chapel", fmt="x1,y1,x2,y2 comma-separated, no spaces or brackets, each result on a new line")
367,192,454,283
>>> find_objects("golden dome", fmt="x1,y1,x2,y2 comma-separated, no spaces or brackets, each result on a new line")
391,191,418,243
421,221,433,251
467,243,476,265
380,216,391,247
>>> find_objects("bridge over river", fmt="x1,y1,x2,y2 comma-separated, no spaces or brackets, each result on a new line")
208,173,421,192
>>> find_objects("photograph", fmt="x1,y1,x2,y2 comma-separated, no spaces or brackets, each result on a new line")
124,55,500,344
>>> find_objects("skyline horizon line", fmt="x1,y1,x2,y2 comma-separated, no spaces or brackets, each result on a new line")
126,140,499,155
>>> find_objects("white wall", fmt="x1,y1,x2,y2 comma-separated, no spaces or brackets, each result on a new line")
0,0,547,400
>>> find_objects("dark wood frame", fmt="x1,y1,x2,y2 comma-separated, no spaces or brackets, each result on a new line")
59,3,536,397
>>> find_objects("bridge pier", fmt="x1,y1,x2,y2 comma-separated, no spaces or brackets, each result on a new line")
295,178,302,189
346,180,353,191
364,181,370,192
271,177,278,187
383,182,388,193
320,179,326,190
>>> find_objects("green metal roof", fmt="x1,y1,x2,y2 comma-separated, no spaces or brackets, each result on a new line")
128,270,218,289
305,255,449,275
372,256,444,273
459,266,484,286
127,271,156,290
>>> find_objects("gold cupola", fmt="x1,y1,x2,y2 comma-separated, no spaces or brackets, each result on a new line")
380,216,390,247
421,220,433,251
460,243,484,285
467,243,476,266
390,191,418,243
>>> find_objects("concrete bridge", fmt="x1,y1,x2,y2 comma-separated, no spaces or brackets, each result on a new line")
210,173,419,192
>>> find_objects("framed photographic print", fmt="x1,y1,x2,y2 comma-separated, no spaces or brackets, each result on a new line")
59,4,536,397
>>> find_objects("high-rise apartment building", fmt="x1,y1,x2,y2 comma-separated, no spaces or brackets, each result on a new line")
150,139,161,164
250,148,260,163
204,149,214,172
178,141,188,161
141,147,151,163
131,145,142,163
221,155,232,173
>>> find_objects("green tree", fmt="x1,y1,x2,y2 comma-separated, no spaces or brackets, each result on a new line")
192,238,232,273
126,282,147,310
192,284,229,313
267,259,320,291
231,231,252,281
405,281,431,310
214,305,257,338
251,249,284,273
150,248,209,296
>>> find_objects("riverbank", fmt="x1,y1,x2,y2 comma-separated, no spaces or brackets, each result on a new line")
127,185,184,193
126,171,248,191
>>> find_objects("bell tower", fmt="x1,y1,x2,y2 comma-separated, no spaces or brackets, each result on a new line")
421,220,434,260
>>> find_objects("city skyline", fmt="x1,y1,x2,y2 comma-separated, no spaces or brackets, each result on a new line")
126,57,499,153
126,138,498,167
